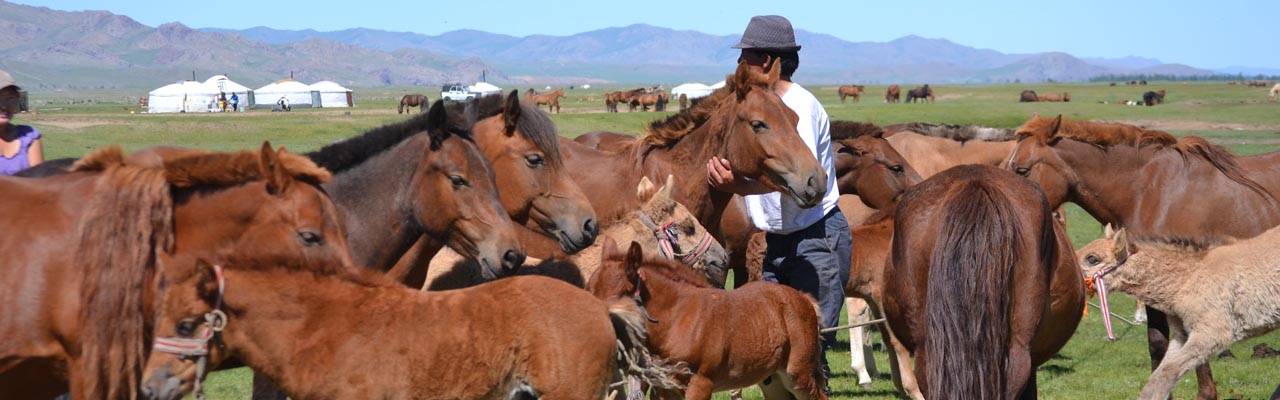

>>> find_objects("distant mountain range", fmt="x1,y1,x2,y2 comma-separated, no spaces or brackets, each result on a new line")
0,0,1240,89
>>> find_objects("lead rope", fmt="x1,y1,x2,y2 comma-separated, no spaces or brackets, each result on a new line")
152,265,227,400
1089,255,1127,341
634,211,716,266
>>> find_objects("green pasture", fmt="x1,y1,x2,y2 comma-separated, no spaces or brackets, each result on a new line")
17,81,1280,399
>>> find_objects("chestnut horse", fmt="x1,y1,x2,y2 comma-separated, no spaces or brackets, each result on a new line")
1006,113,1280,399
398,94,428,114
520,62,826,292
1037,92,1069,102
305,100,524,281
590,240,827,400
526,88,564,113
885,85,900,103
634,91,669,112
838,85,865,103
142,256,670,400
0,144,354,399
885,164,1072,399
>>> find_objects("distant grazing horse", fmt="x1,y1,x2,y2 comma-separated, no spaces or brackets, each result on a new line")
1038,92,1069,102
590,240,827,400
0,145,354,399
839,85,866,103
679,93,689,110
1079,227,1280,400
1271,84,1280,101
1007,113,1280,400
905,85,934,103
885,85,901,103
885,165,1068,400
1020,90,1039,102
527,88,565,113
398,94,428,114
634,91,669,112
1143,91,1161,106
142,256,672,400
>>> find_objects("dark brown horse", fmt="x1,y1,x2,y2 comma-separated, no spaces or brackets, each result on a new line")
142,256,664,400
526,88,565,113
0,144,354,399
884,164,1067,399
1020,90,1039,102
905,85,934,103
590,239,826,399
885,85,901,103
398,94,428,114
838,85,866,103
1006,113,1280,399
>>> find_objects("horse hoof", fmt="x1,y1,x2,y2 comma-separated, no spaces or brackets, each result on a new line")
861,383,873,390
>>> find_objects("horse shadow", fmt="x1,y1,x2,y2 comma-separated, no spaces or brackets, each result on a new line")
426,258,586,291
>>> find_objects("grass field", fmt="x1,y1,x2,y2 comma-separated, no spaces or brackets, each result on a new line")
17,81,1280,399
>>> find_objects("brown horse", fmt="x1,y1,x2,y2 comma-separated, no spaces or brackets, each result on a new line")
526,88,565,113
1006,113,1280,399
634,91,669,112
884,164,1074,399
885,85,900,103
1038,92,1070,102
0,144,354,399
1020,90,1039,102
398,94,428,114
141,256,667,400
838,85,865,103
574,130,636,152
590,240,827,400
519,62,826,293
905,85,934,103
305,100,525,281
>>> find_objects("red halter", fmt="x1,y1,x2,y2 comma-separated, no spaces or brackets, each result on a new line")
152,264,227,400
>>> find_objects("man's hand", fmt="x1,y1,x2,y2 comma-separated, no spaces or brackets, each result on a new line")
707,157,735,190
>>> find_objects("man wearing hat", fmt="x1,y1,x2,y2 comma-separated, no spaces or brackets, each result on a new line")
0,69,43,175
707,15,851,386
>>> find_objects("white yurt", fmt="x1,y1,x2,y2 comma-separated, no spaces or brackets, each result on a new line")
147,80,219,113
467,82,503,97
309,81,354,108
254,78,314,109
709,80,726,89
671,83,715,100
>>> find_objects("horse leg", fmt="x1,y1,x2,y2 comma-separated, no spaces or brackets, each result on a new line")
846,297,874,389
1134,300,1149,323
1139,319,1220,400
880,316,924,400
1147,307,1218,400
1018,370,1038,400
1005,341,1034,400
683,375,714,400
251,372,288,400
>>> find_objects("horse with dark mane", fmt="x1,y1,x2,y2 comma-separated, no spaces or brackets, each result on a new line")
1020,90,1039,102
885,85,901,103
0,144,354,399
1006,113,1280,399
905,85,934,103
1143,91,1161,106
885,164,1066,399
398,94,428,114
839,85,866,103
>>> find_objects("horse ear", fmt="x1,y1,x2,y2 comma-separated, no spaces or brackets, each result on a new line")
659,175,675,201
636,176,657,200
1111,228,1130,258
1044,114,1064,144
193,259,221,300
503,90,521,137
1103,223,1115,239
258,141,290,195
730,62,751,95
426,100,449,150
625,241,644,280
601,236,620,260
766,58,782,85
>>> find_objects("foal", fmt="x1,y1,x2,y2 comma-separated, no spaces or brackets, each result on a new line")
143,258,654,400
1078,227,1280,400
589,240,827,400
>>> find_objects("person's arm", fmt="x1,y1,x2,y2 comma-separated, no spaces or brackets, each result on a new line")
707,157,773,195
27,137,43,167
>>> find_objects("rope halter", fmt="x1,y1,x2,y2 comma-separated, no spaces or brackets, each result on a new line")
1089,253,1127,341
635,210,715,266
152,264,227,400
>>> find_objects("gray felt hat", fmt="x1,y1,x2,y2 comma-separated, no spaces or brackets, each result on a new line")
731,15,801,52
0,70,16,91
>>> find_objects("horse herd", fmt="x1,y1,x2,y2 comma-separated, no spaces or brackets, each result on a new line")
840,85,937,104
4,62,1279,400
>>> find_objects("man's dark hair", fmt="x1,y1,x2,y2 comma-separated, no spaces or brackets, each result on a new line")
741,49,800,78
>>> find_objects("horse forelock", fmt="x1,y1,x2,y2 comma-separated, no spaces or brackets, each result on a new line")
307,110,466,174
466,94,563,169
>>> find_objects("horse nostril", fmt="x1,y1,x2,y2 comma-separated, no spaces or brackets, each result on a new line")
502,249,526,272
583,218,599,238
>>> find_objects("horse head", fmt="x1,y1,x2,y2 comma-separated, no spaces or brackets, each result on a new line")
628,175,728,286
1007,113,1072,207
834,134,923,209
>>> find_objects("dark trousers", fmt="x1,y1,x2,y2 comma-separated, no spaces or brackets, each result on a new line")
761,207,853,373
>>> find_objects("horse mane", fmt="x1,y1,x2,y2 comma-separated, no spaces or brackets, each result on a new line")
641,256,715,289
830,120,884,140
1021,117,1277,204
305,108,471,174
1130,236,1223,255
895,122,1016,142
463,93,563,168
218,252,399,289
634,86,734,150
72,146,331,188
75,156,175,400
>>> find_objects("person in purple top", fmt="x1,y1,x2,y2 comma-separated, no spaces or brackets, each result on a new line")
0,70,42,175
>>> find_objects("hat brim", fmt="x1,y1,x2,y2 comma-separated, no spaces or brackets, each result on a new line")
731,42,801,52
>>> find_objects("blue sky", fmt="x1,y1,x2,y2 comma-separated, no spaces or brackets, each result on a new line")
19,0,1278,69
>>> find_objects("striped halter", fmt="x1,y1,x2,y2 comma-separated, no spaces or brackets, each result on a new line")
152,264,227,400
635,210,715,266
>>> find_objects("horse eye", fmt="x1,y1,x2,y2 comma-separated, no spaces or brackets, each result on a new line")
889,165,904,173
750,120,767,133
1015,167,1030,176
1085,255,1101,266
450,175,470,188
298,231,323,246
524,154,545,167
177,320,198,337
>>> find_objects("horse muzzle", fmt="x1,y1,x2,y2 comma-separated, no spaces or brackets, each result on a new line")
142,367,187,400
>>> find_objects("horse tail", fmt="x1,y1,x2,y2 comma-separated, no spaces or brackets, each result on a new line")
607,298,688,391
923,180,1021,400
73,153,174,400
